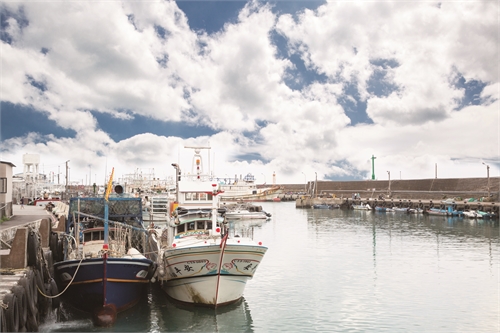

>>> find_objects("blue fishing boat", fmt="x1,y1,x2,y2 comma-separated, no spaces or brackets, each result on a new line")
53,176,157,327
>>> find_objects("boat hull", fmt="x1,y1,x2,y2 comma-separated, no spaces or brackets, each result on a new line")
162,242,267,306
54,257,156,313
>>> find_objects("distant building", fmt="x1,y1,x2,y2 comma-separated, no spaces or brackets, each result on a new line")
0,161,16,219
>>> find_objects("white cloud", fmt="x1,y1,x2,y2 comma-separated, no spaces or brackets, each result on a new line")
1,1,498,185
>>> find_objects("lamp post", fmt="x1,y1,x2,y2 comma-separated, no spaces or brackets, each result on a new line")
482,162,490,197
301,172,306,193
371,155,376,180
387,171,391,197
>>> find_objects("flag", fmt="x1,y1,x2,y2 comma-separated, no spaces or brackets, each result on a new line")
105,167,114,201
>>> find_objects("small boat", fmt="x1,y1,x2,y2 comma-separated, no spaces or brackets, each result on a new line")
477,210,495,219
426,208,448,216
392,207,410,213
223,203,271,220
158,146,268,307
463,210,483,219
312,204,339,209
408,208,424,214
53,179,157,327
375,206,394,212
352,203,371,210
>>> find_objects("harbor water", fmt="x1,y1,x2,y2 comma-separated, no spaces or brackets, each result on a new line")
40,202,498,332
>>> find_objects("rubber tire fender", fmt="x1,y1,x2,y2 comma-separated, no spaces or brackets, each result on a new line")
11,286,27,331
27,231,39,267
0,307,8,333
49,278,60,309
18,276,36,317
4,293,19,332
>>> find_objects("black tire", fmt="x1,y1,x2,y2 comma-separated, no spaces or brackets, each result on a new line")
27,268,38,307
27,231,39,267
49,278,60,309
0,307,7,333
26,310,38,332
50,232,58,261
43,250,54,279
11,286,27,330
4,293,19,332
18,276,36,317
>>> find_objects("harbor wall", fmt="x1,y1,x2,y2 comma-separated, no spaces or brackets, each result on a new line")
275,177,499,201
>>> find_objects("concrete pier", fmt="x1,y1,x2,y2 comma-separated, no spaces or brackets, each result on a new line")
0,204,61,331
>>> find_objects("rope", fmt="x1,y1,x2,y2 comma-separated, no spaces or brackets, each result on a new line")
37,257,84,299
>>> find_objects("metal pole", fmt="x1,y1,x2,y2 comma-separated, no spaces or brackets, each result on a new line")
387,171,391,196
314,172,318,198
483,162,490,197
301,172,306,192
371,155,376,180
65,160,70,198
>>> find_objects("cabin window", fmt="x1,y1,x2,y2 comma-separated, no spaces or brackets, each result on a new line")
207,221,212,230
197,221,205,229
0,178,6,193
185,193,193,201
177,224,186,233
84,232,92,242
199,193,207,201
188,222,195,231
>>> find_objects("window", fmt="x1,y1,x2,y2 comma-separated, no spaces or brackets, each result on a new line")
197,221,205,229
0,178,6,193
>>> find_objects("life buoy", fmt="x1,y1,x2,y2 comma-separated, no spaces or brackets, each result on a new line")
11,285,27,331
4,292,19,332
27,231,39,267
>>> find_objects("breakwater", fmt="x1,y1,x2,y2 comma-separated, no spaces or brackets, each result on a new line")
273,177,498,201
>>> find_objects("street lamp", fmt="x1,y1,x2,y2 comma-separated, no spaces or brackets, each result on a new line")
301,172,306,193
482,162,490,197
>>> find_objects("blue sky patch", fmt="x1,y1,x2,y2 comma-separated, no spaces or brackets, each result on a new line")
91,111,217,142
0,102,75,142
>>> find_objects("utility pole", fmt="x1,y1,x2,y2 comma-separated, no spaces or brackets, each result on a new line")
387,170,391,197
371,155,376,180
314,172,318,198
65,160,70,198
482,162,490,197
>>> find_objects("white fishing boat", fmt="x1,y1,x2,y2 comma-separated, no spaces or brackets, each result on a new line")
158,146,268,307
218,173,282,202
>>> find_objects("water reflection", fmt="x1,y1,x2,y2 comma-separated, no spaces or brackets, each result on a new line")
42,283,254,332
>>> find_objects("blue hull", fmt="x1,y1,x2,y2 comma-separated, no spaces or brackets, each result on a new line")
54,257,156,313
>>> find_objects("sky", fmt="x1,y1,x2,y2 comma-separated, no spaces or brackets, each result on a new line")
0,0,498,186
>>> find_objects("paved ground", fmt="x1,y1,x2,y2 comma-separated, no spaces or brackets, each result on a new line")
0,204,53,231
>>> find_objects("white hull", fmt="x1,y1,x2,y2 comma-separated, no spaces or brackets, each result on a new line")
225,212,269,220
162,240,267,306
